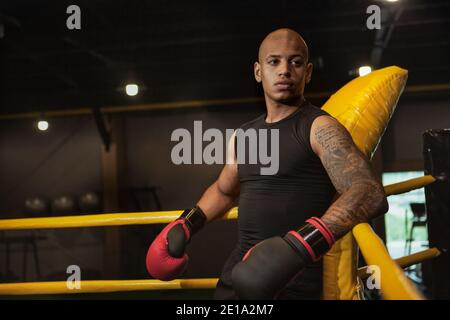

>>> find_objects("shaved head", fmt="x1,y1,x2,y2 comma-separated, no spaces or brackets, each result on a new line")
258,28,309,63
254,28,313,107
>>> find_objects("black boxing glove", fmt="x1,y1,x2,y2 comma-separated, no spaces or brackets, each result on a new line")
231,217,335,299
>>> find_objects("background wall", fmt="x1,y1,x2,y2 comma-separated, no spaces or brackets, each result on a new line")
1,94,449,282
382,95,450,169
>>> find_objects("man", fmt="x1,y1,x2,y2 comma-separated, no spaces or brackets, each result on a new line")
146,28,388,299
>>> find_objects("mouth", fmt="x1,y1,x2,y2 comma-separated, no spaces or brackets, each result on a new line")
274,81,293,90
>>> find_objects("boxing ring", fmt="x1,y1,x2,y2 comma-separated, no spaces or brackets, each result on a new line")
0,175,441,299
0,66,439,299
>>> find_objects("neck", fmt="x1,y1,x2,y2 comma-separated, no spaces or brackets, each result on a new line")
264,96,305,123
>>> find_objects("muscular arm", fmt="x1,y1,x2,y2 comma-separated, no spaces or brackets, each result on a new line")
196,132,240,222
311,116,388,238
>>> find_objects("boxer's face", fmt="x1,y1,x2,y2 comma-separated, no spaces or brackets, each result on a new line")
255,34,312,105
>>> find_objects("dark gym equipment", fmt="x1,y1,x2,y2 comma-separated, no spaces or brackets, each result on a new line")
51,195,78,216
423,129,450,299
78,192,102,214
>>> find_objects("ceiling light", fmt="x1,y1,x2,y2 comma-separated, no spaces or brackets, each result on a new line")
125,84,139,96
358,66,372,77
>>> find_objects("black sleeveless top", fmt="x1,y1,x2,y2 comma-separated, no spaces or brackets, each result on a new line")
217,101,336,295
236,100,335,255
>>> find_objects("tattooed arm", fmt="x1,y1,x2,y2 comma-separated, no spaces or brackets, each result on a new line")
230,115,388,299
310,115,389,239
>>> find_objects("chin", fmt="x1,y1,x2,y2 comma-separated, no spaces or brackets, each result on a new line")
274,94,301,105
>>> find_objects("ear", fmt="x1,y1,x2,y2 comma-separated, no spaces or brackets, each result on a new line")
254,62,262,83
306,62,313,84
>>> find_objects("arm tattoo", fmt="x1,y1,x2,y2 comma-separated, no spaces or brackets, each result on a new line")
314,121,388,239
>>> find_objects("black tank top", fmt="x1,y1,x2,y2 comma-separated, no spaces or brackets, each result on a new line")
236,100,336,256
216,101,336,294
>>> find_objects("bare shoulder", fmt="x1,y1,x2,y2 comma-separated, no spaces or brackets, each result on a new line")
309,114,378,196
310,115,353,157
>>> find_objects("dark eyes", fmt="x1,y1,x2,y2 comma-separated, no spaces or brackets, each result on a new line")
267,59,303,66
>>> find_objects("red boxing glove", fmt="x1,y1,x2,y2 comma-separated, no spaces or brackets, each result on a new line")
146,206,206,281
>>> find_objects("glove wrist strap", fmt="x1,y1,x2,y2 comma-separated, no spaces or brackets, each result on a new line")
284,217,335,262
180,206,207,235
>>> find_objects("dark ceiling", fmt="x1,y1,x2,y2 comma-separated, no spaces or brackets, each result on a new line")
0,0,449,115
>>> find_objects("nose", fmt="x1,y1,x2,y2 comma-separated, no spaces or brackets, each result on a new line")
278,60,291,78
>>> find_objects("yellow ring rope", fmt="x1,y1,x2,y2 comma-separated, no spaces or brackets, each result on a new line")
0,279,218,295
0,247,437,296
0,176,437,298
353,223,425,300
358,247,441,279
0,208,238,230
0,176,434,230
